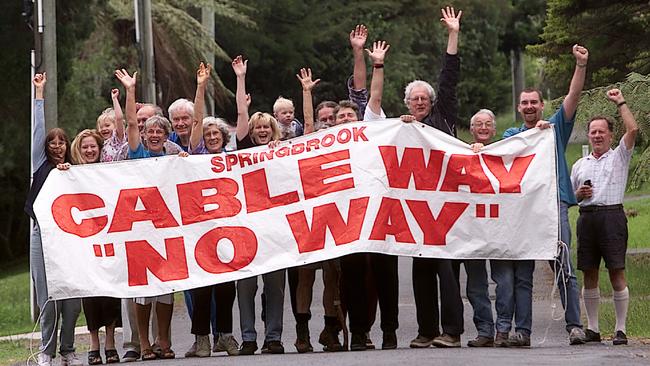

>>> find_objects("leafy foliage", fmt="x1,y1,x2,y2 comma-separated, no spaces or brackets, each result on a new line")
529,0,650,96
213,0,512,126
535,0,650,188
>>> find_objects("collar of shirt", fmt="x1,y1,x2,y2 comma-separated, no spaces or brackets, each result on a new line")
587,148,614,161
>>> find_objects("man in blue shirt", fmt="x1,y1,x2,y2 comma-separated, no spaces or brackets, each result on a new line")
498,44,589,347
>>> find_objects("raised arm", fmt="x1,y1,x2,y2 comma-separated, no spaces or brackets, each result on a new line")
296,68,320,134
190,62,211,151
111,88,125,142
441,6,461,55
366,41,390,116
232,56,250,141
350,24,368,90
32,72,47,170
114,69,139,152
606,88,639,149
562,44,589,120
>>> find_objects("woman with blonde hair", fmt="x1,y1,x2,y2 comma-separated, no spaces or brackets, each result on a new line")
64,128,122,364
231,55,285,355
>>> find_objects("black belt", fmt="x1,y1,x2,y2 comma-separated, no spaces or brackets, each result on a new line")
579,204,623,213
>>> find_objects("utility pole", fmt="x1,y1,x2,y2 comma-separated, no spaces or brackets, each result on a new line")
511,48,525,123
201,7,215,115
42,0,58,130
135,0,156,103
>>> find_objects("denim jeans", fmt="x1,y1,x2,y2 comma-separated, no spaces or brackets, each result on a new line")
490,259,534,336
550,201,583,332
464,260,494,338
31,222,81,357
237,270,285,342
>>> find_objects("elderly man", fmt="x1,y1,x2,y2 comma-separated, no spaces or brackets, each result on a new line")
461,109,498,347
571,88,638,345
362,6,464,349
499,44,590,347
168,98,194,151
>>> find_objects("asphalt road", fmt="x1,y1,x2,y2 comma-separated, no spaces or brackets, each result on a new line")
49,257,650,365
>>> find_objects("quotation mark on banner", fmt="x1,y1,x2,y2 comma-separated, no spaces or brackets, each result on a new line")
475,204,499,218
93,243,115,257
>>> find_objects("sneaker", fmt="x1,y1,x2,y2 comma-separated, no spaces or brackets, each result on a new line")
365,333,375,350
382,331,397,350
505,332,530,348
584,329,601,343
613,330,628,345
494,332,509,347
214,334,240,355
185,335,211,357
410,334,435,348
60,352,83,366
239,341,258,355
122,350,140,362
37,353,52,366
261,340,284,354
569,327,586,345
350,333,367,351
432,333,461,348
467,335,494,347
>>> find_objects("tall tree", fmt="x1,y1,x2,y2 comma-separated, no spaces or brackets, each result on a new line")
529,0,650,95
531,0,650,188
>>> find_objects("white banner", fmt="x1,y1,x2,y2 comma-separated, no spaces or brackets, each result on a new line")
34,119,558,300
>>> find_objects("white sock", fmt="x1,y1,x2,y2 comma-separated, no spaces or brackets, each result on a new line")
613,287,629,333
582,287,600,333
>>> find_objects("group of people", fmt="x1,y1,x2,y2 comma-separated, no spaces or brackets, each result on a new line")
26,6,638,366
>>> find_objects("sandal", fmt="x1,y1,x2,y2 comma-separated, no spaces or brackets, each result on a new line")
105,349,120,364
141,348,157,361
88,350,102,365
159,348,176,359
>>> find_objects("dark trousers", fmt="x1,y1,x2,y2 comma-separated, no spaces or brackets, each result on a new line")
412,257,464,337
287,267,303,319
340,253,398,334
190,281,236,335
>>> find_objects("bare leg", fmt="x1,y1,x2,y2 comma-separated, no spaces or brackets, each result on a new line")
297,268,316,314
89,329,100,351
135,303,152,351
155,302,174,350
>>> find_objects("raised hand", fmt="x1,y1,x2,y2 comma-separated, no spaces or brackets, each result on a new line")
606,88,624,105
440,6,462,33
296,68,321,92
245,93,252,108
33,72,47,89
231,55,247,77
365,40,390,65
111,88,119,100
197,62,212,85
349,24,368,50
115,69,137,90
572,44,589,66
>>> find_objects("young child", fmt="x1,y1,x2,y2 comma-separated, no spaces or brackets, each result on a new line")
273,96,303,140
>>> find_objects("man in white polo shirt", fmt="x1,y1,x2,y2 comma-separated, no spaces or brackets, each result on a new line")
570,88,639,346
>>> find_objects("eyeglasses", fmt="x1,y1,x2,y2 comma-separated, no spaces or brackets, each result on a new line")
48,141,65,148
472,122,494,128
409,96,430,103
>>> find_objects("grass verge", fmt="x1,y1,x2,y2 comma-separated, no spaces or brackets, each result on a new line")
0,259,86,338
